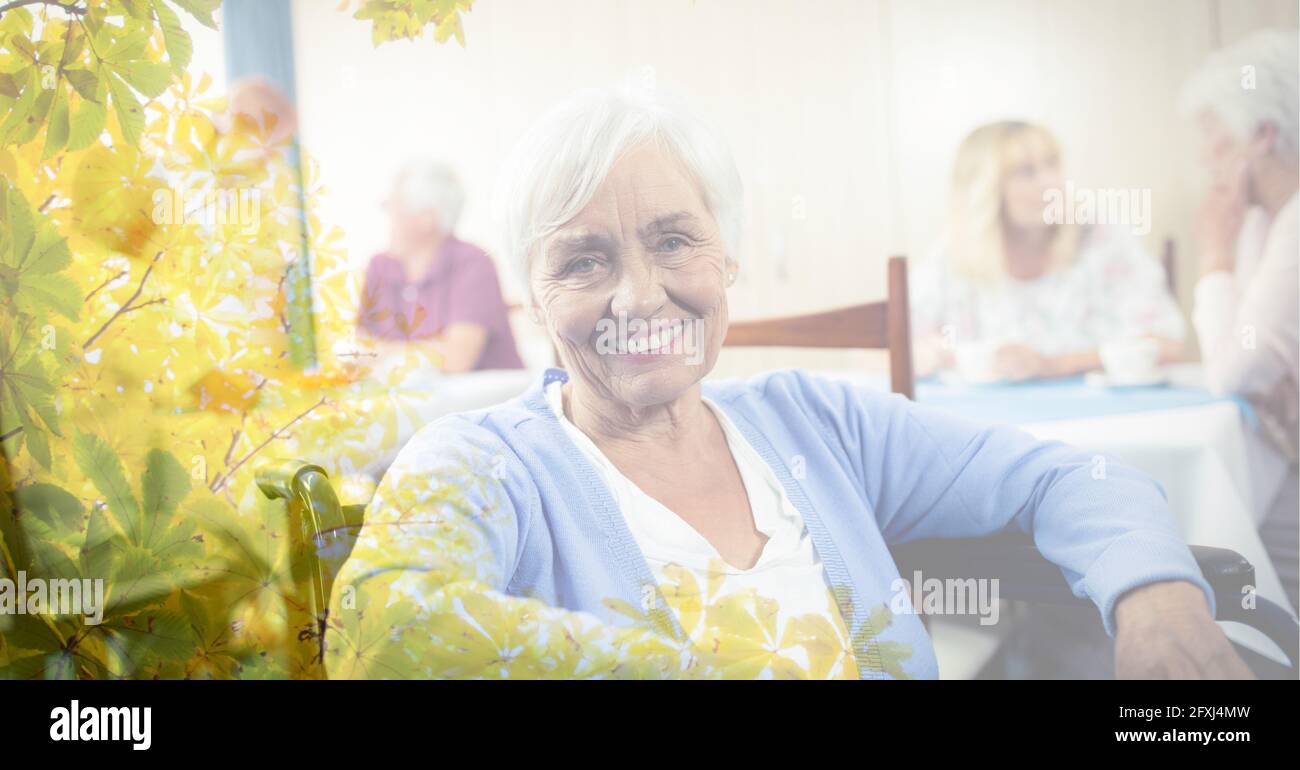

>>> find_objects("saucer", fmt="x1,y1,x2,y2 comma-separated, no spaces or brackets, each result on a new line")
1084,370,1168,389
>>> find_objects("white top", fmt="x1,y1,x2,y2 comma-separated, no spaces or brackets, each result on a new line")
912,224,1186,356
1192,193,1298,462
544,380,859,679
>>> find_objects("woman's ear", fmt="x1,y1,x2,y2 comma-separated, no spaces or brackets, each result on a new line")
724,258,739,286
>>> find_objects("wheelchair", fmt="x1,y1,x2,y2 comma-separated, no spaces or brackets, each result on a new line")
257,459,1300,679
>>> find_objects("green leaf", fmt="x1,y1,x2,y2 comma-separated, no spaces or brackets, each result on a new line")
100,25,150,63
14,273,80,320
8,34,37,62
14,358,60,434
106,72,143,145
8,85,53,146
17,516,82,582
41,91,69,160
169,0,221,30
0,73,19,99
58,24,86,69
0,333,61,470
80,500,122,586
0,611,64,656
19,415,51,469
0,69,39,141
15,483,85,532
118,61,171,99
152,0,193,74
24,226,71,275
63,69,99,102
1,178,36,266
104,610,195,665
72,432,143,544
67,98,106,151
118,0,155,20
0,188,80,322
140,448,190,544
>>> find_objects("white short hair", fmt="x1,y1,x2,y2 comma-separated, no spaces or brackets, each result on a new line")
1179,28,1299,160
397,158,466,233
495,87,744,298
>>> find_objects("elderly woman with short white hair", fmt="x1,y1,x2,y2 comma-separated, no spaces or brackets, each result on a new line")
326,88,1250,680
1181,28,1299,611
357,158,523,372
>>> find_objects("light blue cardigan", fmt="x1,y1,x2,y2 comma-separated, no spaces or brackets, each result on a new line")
337,367,1213,679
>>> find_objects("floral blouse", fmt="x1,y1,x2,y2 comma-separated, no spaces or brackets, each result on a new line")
911,224,1185,357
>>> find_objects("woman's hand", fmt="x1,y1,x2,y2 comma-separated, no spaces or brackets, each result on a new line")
991,344,1049,381
1113,580,1254,679
914,334,955,379
1195,163,1248,277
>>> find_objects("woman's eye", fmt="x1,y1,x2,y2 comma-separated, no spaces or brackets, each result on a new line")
660,236,689,252
567,256,600,275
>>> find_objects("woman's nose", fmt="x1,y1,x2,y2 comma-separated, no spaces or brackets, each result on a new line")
610,258,667,319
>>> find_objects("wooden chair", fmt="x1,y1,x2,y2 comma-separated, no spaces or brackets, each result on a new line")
1162,237,1177,296
723,255,915,399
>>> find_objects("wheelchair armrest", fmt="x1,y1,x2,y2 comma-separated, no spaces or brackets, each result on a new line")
890,535,1263,609
890,534,1299,671
890,534,1083,605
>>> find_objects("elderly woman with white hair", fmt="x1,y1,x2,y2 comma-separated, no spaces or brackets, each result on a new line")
1181,29,1299,610
357,159,523,371
325,88,1250,680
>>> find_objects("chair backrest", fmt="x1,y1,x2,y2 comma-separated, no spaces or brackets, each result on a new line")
723,255,915,399
1162,237,1177,296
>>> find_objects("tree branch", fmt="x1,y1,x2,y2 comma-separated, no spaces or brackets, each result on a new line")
83,268,127,303
0,0,84,17
209,397,328,493
82,250,164,350
0,426,22,442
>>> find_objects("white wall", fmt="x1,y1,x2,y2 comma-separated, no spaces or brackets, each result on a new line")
287,0,1298,377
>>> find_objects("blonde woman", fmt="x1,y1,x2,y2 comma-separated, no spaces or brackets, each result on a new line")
912,121,1185,382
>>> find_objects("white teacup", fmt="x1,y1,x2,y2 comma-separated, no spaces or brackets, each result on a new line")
954,341,1003,384
1099,337,1162,385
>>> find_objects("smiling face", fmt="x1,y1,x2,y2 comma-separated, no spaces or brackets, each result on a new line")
529,142,735,409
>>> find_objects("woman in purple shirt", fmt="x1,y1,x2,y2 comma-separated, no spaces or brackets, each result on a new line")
358,160,524,371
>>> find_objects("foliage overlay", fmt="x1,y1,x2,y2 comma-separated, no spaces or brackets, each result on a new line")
0,0,472,679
